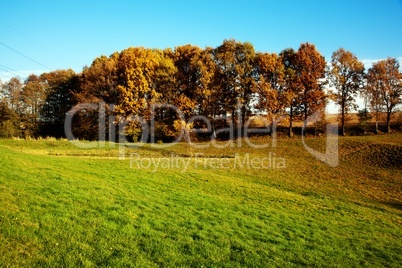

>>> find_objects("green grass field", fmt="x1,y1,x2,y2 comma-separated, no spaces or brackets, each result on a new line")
0,135,401,267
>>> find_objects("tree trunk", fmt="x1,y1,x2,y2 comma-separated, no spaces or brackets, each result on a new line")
386,111,391,134
341,105,345,136
303,119,308,137
302,108,308,137
211,113,216,140
289,104,293,137
231,109,235,128
241,106,246,138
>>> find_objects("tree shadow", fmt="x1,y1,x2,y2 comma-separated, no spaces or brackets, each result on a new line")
380,201,402,211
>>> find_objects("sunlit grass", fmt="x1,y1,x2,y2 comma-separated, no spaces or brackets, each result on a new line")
0,135,401,266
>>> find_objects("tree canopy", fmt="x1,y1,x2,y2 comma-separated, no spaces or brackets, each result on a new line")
1,40,401,140
329,48,365,136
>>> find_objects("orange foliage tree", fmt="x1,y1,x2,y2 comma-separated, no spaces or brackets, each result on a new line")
329,48,365,136
366,58,402,133
292,43,327,136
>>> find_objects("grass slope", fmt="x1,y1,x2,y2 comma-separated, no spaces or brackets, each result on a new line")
0,135,401,267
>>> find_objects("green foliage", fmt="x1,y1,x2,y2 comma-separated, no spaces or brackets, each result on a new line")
0,118,20,138
357,108,373,134
0,101,20,138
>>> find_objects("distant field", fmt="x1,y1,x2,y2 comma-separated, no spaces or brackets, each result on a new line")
0,135,401,267
250,112,402,132
325,112,402,125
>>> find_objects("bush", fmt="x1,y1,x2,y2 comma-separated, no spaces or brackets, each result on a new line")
357,109,373,134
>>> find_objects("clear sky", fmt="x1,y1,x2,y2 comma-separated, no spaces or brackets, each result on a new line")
1,0,402,82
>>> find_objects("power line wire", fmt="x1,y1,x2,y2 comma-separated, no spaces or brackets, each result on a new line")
0,20,51,53
0,19,82,68
0,64,29,78
0,41,52,70
0,63,18,73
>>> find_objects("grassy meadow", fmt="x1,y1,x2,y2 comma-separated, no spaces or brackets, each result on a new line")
0,134,401,267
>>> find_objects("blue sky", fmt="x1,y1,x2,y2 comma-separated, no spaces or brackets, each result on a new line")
1,0,402,82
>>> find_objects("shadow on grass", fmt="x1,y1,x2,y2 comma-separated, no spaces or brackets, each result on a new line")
381,202,402,211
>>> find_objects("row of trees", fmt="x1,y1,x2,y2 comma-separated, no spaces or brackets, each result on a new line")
329,49,402,135
0,39,401,140
0,70,77,138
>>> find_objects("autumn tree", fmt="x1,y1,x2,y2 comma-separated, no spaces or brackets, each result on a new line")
254,52,289,126
366,58,402,133
78,53,119,104
114,47,177,141
0,76,48,137
115,48,159,118
153,49,177,109
213,40,237,123
213,39,256,129
167,45,202,117
73,53,120,140
2,77,23,114
363,76,382,133
0,78,20,138
293,43,327,136
191,47,217,130
329,48,365,136
279,48,297,137
0,100,20,137
150,49,178,142
40,69,78,137
235,41,257,127
4,40,388,140
180,47,220,140
0,77,23,136
167,45,217,136
21,74,47,136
